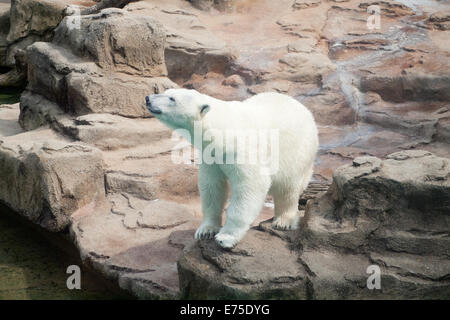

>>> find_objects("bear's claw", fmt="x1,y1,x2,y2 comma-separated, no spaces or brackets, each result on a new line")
215,233,238,249
195,224,220,240
272,215,299,230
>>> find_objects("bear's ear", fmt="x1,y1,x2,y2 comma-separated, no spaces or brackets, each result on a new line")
199,104,210,116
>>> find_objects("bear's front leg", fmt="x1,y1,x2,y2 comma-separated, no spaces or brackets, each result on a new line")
195,164,228,240
215,168,271,248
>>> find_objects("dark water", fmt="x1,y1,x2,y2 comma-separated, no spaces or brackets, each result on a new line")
0,86,22,105
0,204,130,300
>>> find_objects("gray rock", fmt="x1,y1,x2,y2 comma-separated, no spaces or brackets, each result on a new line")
19,90,65,131
298,150,450,298
54,9,168,77
0,5,10,66
178,150,450,299
178,228,308,299
53,113,172,151
0,129,105,232
20,9,177,128
360,74,450,102
0,103,22,137
4,0,83,68
77,0,139,15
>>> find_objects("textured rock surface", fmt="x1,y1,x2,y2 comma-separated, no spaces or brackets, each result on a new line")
0,105,105,232
0,0,449,300
179,151,450,299
0,0,94,70
20,8,176,127
178,227,308,299
0,3,10,67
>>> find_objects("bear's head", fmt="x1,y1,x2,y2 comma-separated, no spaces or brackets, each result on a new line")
145,89,211,131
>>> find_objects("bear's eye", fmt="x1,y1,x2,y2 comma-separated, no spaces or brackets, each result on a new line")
169,97,175,102
200,104,210,114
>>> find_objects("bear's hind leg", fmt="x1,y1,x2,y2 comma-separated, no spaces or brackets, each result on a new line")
272,164,313,230
272,189,301,230
195,164,228,240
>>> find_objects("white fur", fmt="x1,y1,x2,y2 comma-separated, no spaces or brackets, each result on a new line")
147,89,318,248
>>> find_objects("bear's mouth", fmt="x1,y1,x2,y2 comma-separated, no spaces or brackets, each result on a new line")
145,96,162,114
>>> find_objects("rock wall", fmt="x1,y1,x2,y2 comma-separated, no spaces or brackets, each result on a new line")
178,150,450,299
0,126,105,232
20,8,177,130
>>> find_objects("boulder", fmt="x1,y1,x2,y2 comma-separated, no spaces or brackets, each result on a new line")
298,150,450,299
53,9,168,77
178,227,308,299
125,1,235,82
4,0,88,67
0,127,105,232
20,8,177,129
178,150,450,299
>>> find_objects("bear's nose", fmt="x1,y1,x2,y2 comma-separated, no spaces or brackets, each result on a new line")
145,95,162,114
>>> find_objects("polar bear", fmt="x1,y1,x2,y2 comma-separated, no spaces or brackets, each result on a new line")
145,89,318,248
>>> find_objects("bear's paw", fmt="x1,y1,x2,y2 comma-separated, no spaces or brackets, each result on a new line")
195,224,221,240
